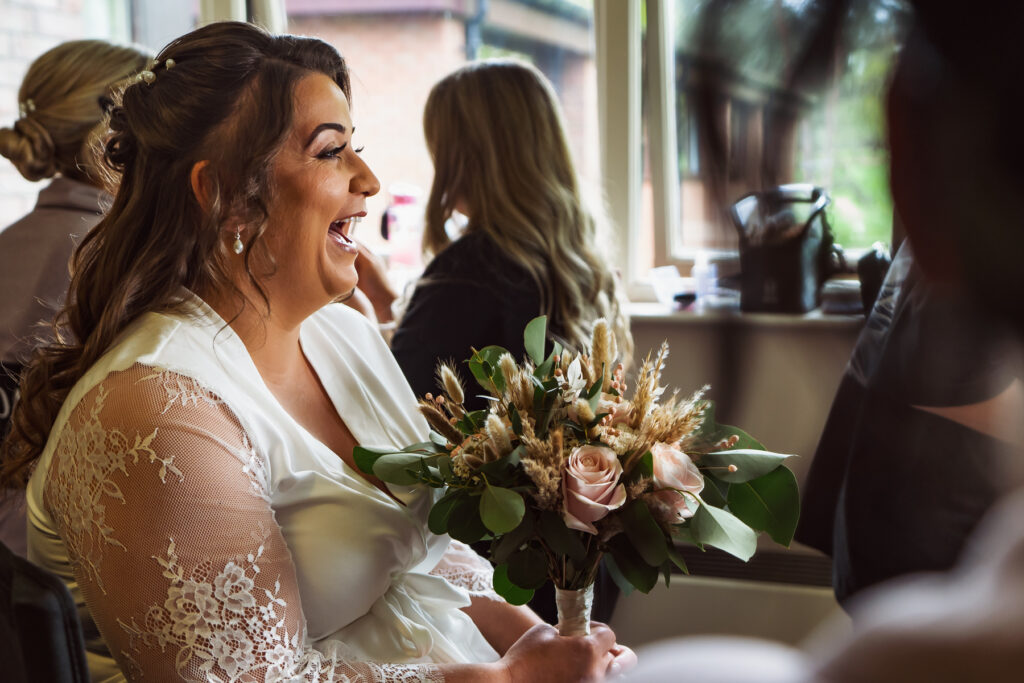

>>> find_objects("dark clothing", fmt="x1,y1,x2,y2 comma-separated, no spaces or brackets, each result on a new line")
391,232,620,624
798,244,1023,605
392,232,550,410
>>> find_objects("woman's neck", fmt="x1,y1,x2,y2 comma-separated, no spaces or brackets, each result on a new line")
202,287,308,385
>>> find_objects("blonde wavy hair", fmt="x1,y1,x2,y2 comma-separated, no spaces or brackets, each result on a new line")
0,39,150,182
422,59,632,362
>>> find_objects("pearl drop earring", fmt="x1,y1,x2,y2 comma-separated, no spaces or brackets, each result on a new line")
232,227,244,255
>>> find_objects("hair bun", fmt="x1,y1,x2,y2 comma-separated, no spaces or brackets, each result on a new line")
0,117,57,181
104,105,137,171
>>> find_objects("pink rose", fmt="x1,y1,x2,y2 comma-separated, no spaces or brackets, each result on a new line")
651,442,704,496
562,445,627,534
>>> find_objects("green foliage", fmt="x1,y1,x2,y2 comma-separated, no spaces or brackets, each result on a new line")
493,564,535,605
524,315,548,366
606,535,659,594
467,346,509,393
481,485,526,534
690,503,757,562
621,499,668,567
698,449,793,483
726,467,800,546
507,546,549,590
539,510,587,564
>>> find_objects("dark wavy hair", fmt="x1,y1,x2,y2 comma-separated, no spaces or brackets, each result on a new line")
1,21,350,488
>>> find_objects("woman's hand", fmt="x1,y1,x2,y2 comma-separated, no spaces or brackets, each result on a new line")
499,622,628,682
354,242,399,323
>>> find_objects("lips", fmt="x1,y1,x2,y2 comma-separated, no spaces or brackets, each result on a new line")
328,215,362,252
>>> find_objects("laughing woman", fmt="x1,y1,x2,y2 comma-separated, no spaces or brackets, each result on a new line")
0,22,631,682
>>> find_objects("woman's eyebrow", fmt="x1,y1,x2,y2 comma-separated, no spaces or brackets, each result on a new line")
304,122,347,148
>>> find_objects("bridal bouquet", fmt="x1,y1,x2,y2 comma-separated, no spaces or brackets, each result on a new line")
357,317,799,635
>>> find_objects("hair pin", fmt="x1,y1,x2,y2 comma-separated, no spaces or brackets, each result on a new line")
18,99,36,117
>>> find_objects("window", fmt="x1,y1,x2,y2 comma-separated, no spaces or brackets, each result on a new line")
0,0,202,230
629,0,908,287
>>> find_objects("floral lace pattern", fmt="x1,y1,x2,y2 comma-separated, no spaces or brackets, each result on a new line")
46,382,183,591
43,365,446,682
429,541,503,602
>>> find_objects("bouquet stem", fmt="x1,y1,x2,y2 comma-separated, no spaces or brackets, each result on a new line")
555,583,594,636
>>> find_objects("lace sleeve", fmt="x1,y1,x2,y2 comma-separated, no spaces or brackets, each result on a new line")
429,540,503,602
44,364,443,683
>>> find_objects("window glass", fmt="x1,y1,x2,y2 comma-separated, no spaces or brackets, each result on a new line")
667,0,908,257
0,0,203,229
286,0,597,290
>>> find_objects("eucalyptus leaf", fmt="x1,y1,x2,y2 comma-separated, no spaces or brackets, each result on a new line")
690,503,757,562
606,536,659,593
372,453,428,486
507,546,548,589
437,456,454,481
666,544,689,574
509,404,523,436
401,440,446,455
603,554,635,596
480,485,526,534
534,352,556,379
524,316,548,365
626,451,653,483
726,466,800,546
456,410,487,435
479,446,523,481
448,495,488,544
621,499,668,567
587,374,603,414
698,449,794,483
493,564,535,606
353,446,394,475
700,475,729,508
538,510,587,563
428,491,463,535
492,509,535,564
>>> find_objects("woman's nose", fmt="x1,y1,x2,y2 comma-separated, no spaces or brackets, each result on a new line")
351,155,381,198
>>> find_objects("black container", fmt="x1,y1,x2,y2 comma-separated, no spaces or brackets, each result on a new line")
731,184,837,313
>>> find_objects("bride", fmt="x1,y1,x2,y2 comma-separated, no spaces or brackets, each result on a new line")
0,22,632,682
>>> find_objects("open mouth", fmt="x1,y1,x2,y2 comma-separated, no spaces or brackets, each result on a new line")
328,215,362,248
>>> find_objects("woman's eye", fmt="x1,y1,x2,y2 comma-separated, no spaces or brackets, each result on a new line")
354,146,365,154
317,144,346,159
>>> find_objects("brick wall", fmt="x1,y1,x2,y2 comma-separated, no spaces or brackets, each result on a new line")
0,0,95,229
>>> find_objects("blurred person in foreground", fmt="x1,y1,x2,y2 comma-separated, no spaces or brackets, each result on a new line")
0,39,150,557
629,0,1024,680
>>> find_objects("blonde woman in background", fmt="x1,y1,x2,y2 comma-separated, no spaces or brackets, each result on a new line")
390,59,631,406
386,59,633,627
0,39,150,558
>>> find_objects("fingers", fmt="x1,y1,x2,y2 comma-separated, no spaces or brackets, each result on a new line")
608,644,637,678
585,622,617,653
